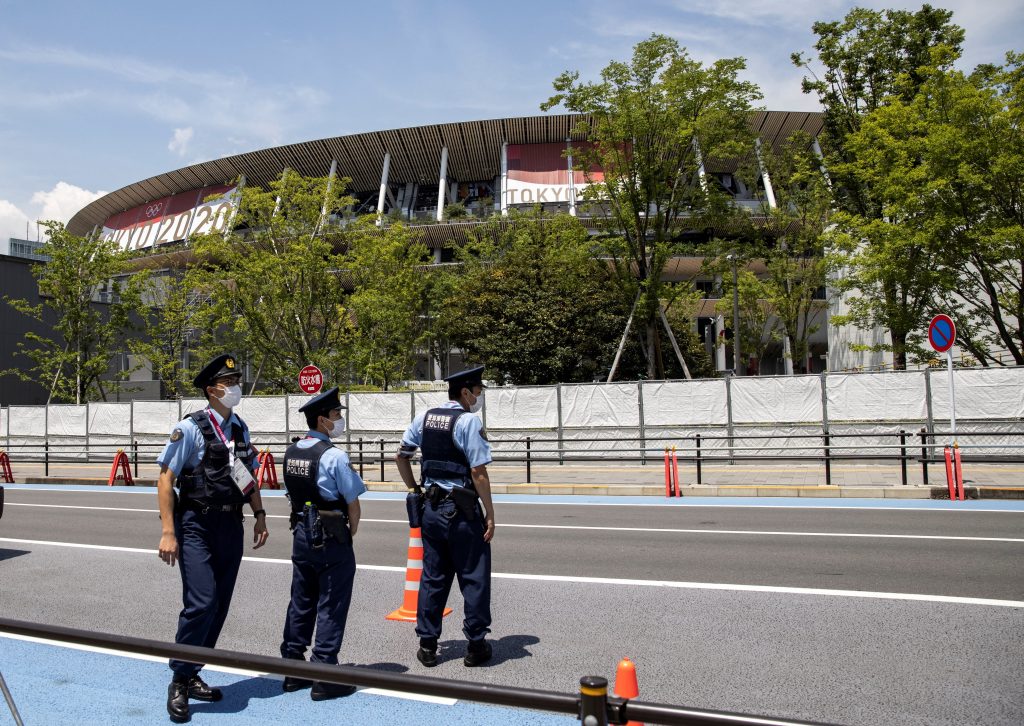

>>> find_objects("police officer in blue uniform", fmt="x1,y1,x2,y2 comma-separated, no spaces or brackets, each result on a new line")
280,387,366,700
156,354,270,724
395,365,496,668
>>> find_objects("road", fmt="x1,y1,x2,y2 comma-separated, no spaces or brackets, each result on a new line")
1,486,1022,725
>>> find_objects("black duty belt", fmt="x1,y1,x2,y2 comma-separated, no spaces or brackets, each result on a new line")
180,500,243,515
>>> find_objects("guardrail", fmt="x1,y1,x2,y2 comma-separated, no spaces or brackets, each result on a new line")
3,429,1023,487
0,617,824,726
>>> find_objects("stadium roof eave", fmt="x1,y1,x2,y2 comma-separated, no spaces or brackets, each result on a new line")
68,111,823,236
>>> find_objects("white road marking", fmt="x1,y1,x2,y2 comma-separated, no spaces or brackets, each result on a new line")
3,536,1022,609
0,633,457,704
5,503,1022,543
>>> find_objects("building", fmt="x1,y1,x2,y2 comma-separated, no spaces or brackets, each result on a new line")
65,112,832,384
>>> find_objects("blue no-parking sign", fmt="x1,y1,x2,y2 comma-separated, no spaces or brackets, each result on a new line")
928,314,956,353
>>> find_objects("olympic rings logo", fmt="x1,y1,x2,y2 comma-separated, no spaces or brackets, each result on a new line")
145,203,164,217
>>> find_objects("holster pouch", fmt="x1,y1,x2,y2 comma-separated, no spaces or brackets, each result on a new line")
406,490,424,528
319,509,352,546
451,486,480,521
304,506,325,550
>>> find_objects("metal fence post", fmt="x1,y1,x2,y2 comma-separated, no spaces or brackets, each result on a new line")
85,402,91,464
44,440,49,477
556,383,564,465
920,427,930,486
358,437,364,477
820,370,829,435
345,392,351,450
637,381,646,466
924,368,935,444
695,433,702,486
725,376,735,464
133,440,139,479
379,438,385,482
578,676,609,726
823,429,831,486
526,436,532,484
899,429,908,486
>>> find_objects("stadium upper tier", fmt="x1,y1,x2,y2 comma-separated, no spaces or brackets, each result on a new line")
67,111,823,240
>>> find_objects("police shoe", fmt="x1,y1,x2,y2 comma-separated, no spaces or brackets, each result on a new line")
283,675,313,692
310,681,357,701
416,637,438,667
166,679,190,723
187,675,223,702
464,639,492,667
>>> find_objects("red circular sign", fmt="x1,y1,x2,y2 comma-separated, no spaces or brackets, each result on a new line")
298,365,323,394
928,314,956,353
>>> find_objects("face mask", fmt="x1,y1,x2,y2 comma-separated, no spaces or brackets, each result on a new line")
218,384,242,409
469,392,484,414
327,416,346,438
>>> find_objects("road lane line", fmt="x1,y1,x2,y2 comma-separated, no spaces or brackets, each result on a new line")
5,504,1023,543
3,537,1022,608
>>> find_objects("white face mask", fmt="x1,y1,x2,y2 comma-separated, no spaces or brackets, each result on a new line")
469,391,484,414
327,416,346,439
218,384,242,409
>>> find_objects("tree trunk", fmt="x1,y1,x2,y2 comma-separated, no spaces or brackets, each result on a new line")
892,330,908,370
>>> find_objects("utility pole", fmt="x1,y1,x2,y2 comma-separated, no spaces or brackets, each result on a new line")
728,253,741,375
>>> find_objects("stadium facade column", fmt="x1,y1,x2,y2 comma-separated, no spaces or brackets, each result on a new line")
566,137,576,217
402,182,415,220
436,146,448,222
714,274,727,372
693,137,708,192
756,137,791,375
272,167,290,218
500,141,508,216
376,152,391,225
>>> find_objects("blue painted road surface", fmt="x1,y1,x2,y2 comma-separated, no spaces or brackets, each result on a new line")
0,636,575,726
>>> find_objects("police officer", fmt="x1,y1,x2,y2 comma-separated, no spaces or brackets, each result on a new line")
280,387,366,700
156,354,270,724
395,365,496,667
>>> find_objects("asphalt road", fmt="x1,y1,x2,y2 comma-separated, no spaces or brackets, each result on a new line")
1,487,1022,725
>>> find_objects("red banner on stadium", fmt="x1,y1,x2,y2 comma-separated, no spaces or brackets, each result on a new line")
100,185,238,251
504,142,606,207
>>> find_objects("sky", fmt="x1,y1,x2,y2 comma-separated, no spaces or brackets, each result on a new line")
0,0,1020,242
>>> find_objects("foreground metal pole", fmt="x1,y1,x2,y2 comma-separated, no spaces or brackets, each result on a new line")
0,670,24,726
579,676,609,726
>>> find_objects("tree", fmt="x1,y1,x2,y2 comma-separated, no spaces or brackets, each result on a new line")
432,211,628,385
793,5,965,368
542,33,761,379
3,222,139,403
185,171,356,392
851,52,1024,365
344,218,429,389
712,267,780,375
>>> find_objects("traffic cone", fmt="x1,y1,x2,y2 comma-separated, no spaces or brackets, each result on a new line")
663,449,672,498
107,449,134,486
386,527,452,622
0,451,12,484
613,657,643,726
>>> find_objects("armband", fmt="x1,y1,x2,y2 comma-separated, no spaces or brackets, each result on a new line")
398,444,418,459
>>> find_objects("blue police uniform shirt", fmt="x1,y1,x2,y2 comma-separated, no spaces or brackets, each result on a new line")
294,430,367,503
156,407,254,477
401,400,492,491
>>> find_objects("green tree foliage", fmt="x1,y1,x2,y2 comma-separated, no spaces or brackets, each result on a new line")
543,33,761,379
848,52,1024,365
793,5,964,368
431,211,628,385
3,222,139,402
712,267,779,375
344,218,429,389
183,172,356,392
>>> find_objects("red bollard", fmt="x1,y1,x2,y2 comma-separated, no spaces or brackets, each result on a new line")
953,446,965,501
943,447,956,501
671,446,681,497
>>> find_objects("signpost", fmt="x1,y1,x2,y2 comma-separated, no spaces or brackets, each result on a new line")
298,365,323,395
928,314,957,441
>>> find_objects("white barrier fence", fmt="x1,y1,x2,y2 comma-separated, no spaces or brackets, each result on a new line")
3,368,1024,463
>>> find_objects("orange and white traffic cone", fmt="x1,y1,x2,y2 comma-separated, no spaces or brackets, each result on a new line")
614,657,644,725
386,527,452,622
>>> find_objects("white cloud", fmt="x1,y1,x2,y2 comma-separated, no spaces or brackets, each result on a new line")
168,127,194,156
0,182,105,243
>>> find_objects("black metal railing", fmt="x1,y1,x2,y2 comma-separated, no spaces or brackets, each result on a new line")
0,617,824,726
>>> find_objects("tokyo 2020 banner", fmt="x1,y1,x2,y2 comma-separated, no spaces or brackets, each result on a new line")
100,184,238,251
503,142,605,207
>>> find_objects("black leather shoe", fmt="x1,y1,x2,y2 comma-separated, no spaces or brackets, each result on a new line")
464,640,492,667
167,679,190,723
283,676,313,692
310,681,357,701
187,675,223,702
416,646,438,667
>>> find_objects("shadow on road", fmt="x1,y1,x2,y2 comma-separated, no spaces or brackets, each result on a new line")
0,548,30,562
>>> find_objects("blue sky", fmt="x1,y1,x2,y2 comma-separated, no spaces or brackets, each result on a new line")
0,0,1020,241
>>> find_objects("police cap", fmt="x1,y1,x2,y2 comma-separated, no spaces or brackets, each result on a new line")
298,387,345,417
193,354,241,390
444,365,486,391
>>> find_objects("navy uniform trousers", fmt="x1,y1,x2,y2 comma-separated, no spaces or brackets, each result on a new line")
170,509,244,679
280,521,357,664
416,499,492,642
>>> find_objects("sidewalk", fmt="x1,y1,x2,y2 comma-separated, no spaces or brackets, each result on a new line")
5,457,1023,498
